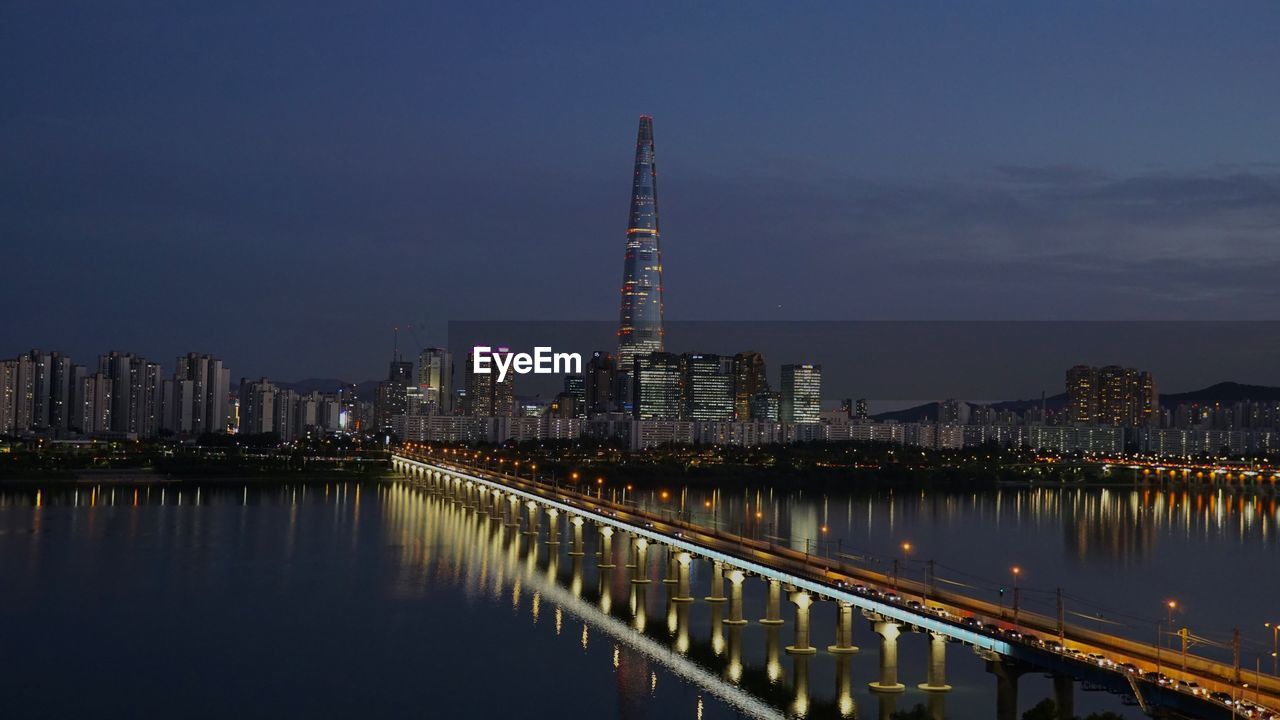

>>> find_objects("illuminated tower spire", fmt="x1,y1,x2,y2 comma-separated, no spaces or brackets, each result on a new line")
616,115,665,375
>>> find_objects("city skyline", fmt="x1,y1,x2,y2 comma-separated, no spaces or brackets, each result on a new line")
5,4,1280,383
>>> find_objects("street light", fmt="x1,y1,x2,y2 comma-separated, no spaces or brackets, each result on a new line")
894,541,912,592
1266,622,1279,676
1011,566,1022,630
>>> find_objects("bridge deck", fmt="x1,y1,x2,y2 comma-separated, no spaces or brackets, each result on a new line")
394,452,1279,717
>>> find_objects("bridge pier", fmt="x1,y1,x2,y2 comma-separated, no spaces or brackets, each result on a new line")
760,578,784,625
662,546,678,584
784,590,817,655
1053,674,1074,719
671,552,693,602
505,495,520,528
868,619,905,693
918,632,951,691
597,526,616,568
567,516,585,556
723,570,748,625
704,560,727,602
986,658,1026,720
523,501,539,535
828,601,859,654
545,508,560,545
630,537,651,583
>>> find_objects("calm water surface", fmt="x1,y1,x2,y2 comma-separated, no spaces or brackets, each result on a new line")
0,479,1273,719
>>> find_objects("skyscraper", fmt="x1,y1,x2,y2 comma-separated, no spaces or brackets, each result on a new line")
780,364,822,424
632,352,682,420
732,351,768,420
463,347,514,417
416,347,453,416
616,116,665,376
1066,365,1099,424
681,353,734,421
584,351,617,416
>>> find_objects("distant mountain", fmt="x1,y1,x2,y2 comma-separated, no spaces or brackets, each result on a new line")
870,381,1280,422
1159,381,1280,406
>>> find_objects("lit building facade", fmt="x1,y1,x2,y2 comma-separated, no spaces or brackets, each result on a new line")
616,116,664,375
780,364,822,424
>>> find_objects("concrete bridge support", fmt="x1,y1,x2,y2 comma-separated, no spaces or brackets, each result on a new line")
704,561,727,603
1053,674,1074,720
784,591,817,655
723,570,748,625
597,526,616,568
918,632,952,691
828,601,859,654
545,508,560,545
760,578,784,625
523,501,539,536
868,620,905,693
505,495,520,528
567,516,585,556
987,659,1026,720
630,537,650,583
671,552,694,602
662,546,679,584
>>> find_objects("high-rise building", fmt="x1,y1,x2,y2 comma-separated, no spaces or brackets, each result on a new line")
98,352,162,437
0,360,17,435
462,347,515,416
633,352,682,420
682,353,734,421
173,353,230,436
1066,365,1156,427
416,348,453,415
1066,365,1100,424
584,351,617,416
239,378,278,435
375,353,414,431
1139,372,1158,427
78,372,113,434
780,364,822,424
854,398,869,421
750,391,781,422
616,116,665,376
732,351,768,421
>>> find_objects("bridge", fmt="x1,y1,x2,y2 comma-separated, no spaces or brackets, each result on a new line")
391,449,1279,719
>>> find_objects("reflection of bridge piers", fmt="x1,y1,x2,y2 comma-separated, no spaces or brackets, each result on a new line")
392,457,1225,720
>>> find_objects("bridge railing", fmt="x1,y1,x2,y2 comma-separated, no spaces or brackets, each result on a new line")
395,450,1280,706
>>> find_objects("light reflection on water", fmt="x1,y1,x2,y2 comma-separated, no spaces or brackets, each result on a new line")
0,479,1174,719
618,483,1278,653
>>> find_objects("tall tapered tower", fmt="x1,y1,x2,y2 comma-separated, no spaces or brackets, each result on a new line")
616,115,665,376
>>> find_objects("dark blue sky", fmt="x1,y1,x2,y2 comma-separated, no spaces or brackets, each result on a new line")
3,2,1279,382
